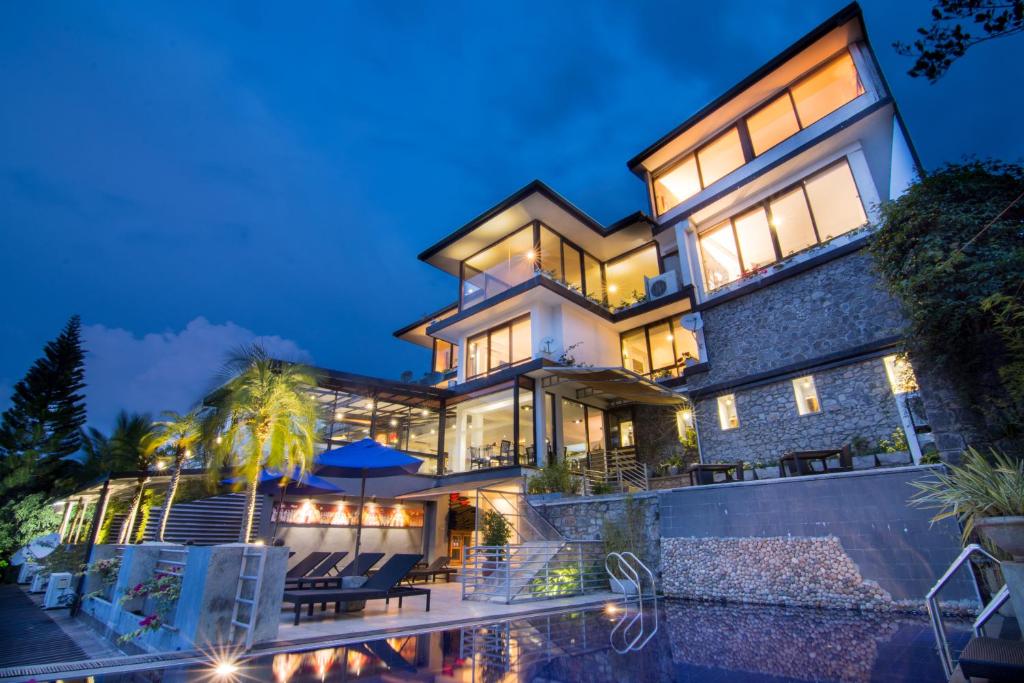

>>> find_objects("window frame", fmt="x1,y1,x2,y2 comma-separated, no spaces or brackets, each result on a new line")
651,49,865,215
620,315,696,380
431,338,458,374
717,394,739,430
791,375,822,416
464,314,533,380
696,157,867,291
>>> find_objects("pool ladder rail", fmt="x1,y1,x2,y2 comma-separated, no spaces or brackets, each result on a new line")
927,543,1024,681
605,552,658,653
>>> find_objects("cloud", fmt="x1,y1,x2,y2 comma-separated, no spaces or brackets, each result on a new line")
82,317,311,432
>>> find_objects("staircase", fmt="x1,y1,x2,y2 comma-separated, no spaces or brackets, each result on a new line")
462,488,605,604
579,449,649,494
142,494,265,545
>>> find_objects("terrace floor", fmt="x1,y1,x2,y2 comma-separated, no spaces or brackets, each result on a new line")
274,581,618,644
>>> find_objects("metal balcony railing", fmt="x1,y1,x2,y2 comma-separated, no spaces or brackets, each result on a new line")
461,540,607,603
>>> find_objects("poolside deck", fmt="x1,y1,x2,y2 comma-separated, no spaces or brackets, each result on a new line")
274,581,618,644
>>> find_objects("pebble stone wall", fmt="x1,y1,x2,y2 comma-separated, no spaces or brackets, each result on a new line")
661,536,899,610
694,356,902,464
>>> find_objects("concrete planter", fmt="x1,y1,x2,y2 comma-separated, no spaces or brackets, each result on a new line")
975,516,1024,561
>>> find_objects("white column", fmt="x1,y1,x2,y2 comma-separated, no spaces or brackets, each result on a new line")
453,407,468,472
533,383,547,467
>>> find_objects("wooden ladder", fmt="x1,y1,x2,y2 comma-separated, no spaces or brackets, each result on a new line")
229,546,266,650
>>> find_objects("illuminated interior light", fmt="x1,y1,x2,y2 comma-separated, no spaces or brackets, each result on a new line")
526,249,536,261
608,284,619,294
212,658,239,678
389,419,398,427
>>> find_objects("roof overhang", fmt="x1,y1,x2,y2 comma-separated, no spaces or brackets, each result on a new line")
397,476,522,500
393,302,459,347
418,180,654,276
628,2,866,177
537,367,687,406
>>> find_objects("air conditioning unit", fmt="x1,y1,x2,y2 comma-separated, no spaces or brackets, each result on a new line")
17,562,40,585
43,572,75,609
645,271,679,300
30,570,49,593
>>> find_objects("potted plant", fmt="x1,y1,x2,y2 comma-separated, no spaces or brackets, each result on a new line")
910,447,1024,559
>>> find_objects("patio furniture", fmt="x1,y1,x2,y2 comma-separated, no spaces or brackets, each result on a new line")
293,552,385,589
286,551,330,579
404,556,457,583
283,551,349,588
469,446,491,470
686,463,740,486
779,448,850,477
282,553,429,625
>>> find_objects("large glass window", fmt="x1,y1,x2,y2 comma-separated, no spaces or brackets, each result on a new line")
466,315,532,379
747,93,801,156
697,158,867,290
620,317,700,379
433,339,457,374
733,208,776,271
653,51,865,216
653,155,701,215
461,226,535,308
563,243,583,292
605,245,660,308
803,161,867,241
696,128,745,186
540,227,563,281
791,51,864,127
517,380,535,463
769,186,817,256
561,399,587,458
621,328,650,376
583,254,603,302
700,221,742,290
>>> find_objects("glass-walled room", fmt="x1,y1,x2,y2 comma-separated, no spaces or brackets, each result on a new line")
444,377,537,470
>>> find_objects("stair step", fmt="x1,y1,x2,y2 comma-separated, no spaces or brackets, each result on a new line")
959,637,1024,681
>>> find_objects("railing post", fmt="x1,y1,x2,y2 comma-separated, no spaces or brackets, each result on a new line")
577,543,584,594
505,545,512,604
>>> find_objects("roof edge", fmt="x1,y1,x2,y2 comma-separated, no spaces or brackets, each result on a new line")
626,1,864,175
392,302,459,339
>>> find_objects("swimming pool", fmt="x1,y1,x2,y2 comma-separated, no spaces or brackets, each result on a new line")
33,600,972,682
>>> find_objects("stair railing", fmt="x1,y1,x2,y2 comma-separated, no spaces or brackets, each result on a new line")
926,543,1002,679
606,551,658,653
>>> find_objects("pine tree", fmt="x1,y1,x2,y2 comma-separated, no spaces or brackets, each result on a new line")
0,315,87,475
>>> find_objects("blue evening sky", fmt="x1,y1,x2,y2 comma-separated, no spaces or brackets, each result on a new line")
1,1,1021,430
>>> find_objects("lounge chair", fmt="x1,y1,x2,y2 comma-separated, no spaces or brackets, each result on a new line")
290,552,385,589
286,551,330,578
282,553,430,625
283,551,348,588
404,556,457,583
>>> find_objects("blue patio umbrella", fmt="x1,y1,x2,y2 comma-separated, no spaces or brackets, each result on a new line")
223,466,344,539
314,438,423,559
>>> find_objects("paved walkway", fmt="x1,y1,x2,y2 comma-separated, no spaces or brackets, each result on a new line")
0,585,87,668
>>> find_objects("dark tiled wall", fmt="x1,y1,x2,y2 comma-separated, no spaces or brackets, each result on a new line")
658,466,976,602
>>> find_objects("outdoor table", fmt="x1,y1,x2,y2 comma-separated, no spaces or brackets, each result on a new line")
686,463,740,486
778,449,843,477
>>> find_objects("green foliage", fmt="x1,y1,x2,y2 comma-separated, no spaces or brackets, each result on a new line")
526,460,580,495
869,161,1024,446
204,344,321,541
480,510,512,547
38,544,86,575
895,1,1024,81
878,429,910,453
0,493,63,568
849,435,874,456
529,565,582,597
910,447,1024,543
118,572,182,643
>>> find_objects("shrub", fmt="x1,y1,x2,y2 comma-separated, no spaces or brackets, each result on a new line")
910,447,1024,543
480,510,512,547
526,461,579,495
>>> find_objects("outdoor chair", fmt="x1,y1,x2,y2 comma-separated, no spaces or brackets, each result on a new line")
404,555,457,583
285,551,330,579
291,552,385,589
282,553,430,625
283,551,348,588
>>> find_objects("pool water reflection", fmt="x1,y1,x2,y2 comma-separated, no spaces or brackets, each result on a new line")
84,600,971,682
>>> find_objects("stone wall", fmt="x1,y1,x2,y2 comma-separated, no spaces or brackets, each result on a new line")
662,536,896,610
658,466,977,607
688,249,904,390
632,404,695,470
532,493,660,577
694,357,902,464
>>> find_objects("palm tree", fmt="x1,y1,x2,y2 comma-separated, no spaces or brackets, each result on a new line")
149,408,203,542
108,412,158,544
204,344,320,542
